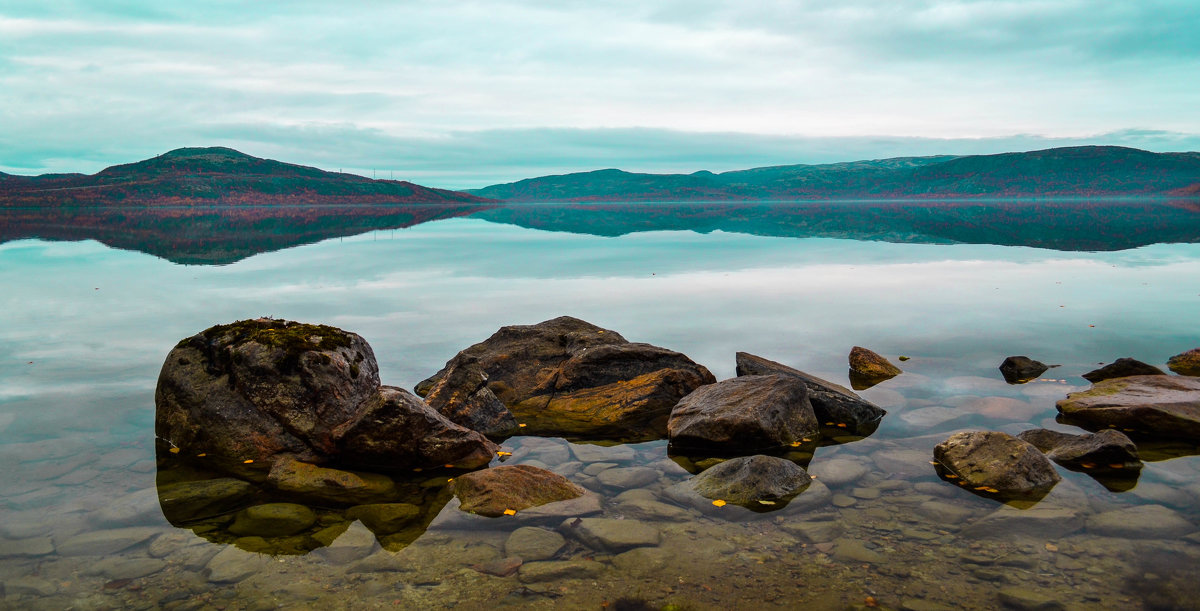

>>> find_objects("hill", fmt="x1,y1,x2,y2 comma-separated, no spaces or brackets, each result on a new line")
0,147,493,207
471,146,1200,201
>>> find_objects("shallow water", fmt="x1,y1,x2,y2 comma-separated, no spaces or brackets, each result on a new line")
2,202,1200,610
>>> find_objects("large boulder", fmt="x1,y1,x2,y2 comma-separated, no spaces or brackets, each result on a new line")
156,318,381,462
335,386,497,470
1167,348,1200,376
687,455,811,506
155,319,497,471
735,352,886,434
415,317,715,439
667,375,818,451
933,431,1060,498
999,356,1050,384
422,361,518,436
848,346,901,389
1016,428,1142,471
1056,375,1200,439
1081,358,1166,383
453,464,585,517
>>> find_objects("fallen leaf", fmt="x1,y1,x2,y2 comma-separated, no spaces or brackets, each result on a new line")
503,508,517,516
711,499,727,507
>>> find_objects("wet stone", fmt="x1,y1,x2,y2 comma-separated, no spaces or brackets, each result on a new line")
780,519,843,543
616,498,692,521
851,487,880,500
57,526,160,556
206,546,270,583
559,517,660,553
96,487,161,526
1087,505,1195,539
228,503,317,537
832,494,856,508
596,466,659,489
611,546,671,576
581,462,616,476
808,458,869,487
504,527,565,561
316,521,379,564
157,477,256,522
3,576,58,597
345,503,421,534
997,587,1066,611
84,557,167,580
832,538,884,563
570,443,635,463
0,536,54,557
961,506,1081,539
916,500,977,525
518,559,605,583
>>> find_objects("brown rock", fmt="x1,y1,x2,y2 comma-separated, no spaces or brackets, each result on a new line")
1016,428,1141,470
1167,348,1200,376
423,360,518,436
933,431,1060,498
734,352,886,434
1056,375,1200,439
667,375,818,450
415,317,714,439
267,455,398,504
999,356,1050,384
453,465,585,517
848,346,902,389
1082,358,1166,383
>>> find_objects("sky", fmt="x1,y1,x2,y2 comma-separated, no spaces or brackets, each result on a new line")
2,1,1199,188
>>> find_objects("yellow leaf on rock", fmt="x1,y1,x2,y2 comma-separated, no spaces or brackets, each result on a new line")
503,509,517,516
243,459,254,464
712,499,727,507
168,447,180,454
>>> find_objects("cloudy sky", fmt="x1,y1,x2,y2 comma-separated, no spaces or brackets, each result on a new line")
2,1,1199,188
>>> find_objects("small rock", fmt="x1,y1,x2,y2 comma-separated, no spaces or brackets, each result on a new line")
848,346,902,389
518,559,605,583
832,538,883,563
807,458,869,487
206,545,269,583
84,557,166,580
1016,428,1141,470
559,517,660,553
96,487,161,526
1087,505,1195,539
0,536,54,557
1167,348,1200,376
616,499,692,521
596,466,658,489
504,527,565,561
3,576,58,596
961,506,1082,539
156,477,256,523
667,376,818,450
996,586,1065,611
611,547,671,575
345,503,422,534
780,519,843,543
454,464,585,517
1082,358,1166,383
316,521,379,564
933,431,1060,498
471,556,522,577
570,443,636,463
999,356,1051,384
687,455,811,506
915,500,976,525
1056,375,1200,439
228,503,317,537
57,527,160,556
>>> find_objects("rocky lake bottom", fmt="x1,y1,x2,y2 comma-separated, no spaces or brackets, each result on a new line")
2,203,1200,610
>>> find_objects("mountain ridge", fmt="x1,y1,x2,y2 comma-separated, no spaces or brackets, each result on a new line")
470,146,1200,201
0,147,493,207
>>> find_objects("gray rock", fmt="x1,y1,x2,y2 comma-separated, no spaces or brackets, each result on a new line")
832,538,884,563
1087,505,1195,539
807,458,869,487
504,527,565,561
999,356,1050,384
422,360,518,435
1056,375,1200,440
961,506,1082,539
515,492,603,522
571,443,636,463
996,587,1065,611
518,559,605,583
668,376,818,450
687,455,811,506
56,527,160,556
316,520,379,564
933,431,1060,498
84,557,166,580
735,352,886,434
1082,358,1166,383
3,576,58,596
848,346,902,389
915,500,977,525
596,466,659,489
96,487,161,526
611,547,671,576
616,498,692,521
559,517,660,553
205,545,269,583
1016,428,1141,470
0,536,54,557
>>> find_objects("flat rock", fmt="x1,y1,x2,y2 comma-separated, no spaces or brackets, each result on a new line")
316,520,379,564
616,498,692,521
1087,505,1196,539
504,527,565,561
156,477,256,523
611,546,672,575
735,352,886,434
1056,375,1200,439
960,506,1082,539
57,526,160,556
345,503,422,534
898,406,967,429
518,559,605,583
780,519,843,543
228,503,317,537
1167,348,1200,376
571,443,636,463
206,545,270,583
84,557,167,580
915,500,977,525
807,458,869,487
596,466,659,489
268,455,397,504
1082,358,1166,383
933,431,1060,499
999,356,1050,384
453,464,584,517
667,375,817,450
997,587,1066,611
559,517,660,553
3,576,58,597
515,492,603,522
832,538,884,563
96,487,161,526
0,536,54,557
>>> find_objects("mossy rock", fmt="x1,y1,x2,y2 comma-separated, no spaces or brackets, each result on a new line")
228,503,317,537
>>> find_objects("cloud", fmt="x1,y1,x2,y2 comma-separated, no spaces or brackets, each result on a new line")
2,1,1198,183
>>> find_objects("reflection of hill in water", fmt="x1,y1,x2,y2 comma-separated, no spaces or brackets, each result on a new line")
0,203,494,265
472,200,1200,251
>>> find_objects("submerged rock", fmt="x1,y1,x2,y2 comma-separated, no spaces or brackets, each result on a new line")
453,464,585,517
1016,428,1141,471
414,316,715,439
667,375,817,450
1167,348,1200,376
156,318,496,471
734,352,886,434
999,356,1051,384
1056,375,1200,439
345,503,422,534
686,454,812,507
267,455,397,505
559,517,660,553
933,431,1060,499
1087,505,1196,539
1081,357,1166,383
228,503,317,537
156,478,257,523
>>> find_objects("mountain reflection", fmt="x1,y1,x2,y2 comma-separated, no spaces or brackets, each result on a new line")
2,200,1198,265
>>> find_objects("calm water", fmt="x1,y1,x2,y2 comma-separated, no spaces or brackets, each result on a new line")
2,202,1200,610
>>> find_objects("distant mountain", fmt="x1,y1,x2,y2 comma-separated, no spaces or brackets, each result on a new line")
0,147,492,207
471,146,1200,201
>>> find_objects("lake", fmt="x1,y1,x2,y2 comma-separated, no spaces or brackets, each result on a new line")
2,201,1199,610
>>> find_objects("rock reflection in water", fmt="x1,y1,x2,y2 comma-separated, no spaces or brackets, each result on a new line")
155,442,452,555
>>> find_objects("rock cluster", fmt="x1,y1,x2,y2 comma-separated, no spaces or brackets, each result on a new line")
734,352,886,434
